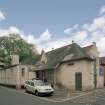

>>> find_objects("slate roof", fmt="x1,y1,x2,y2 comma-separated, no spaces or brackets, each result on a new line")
36,43,93,70
21,54,41,65
83,45,93,52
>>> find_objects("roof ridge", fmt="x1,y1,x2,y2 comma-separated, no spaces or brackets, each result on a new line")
83,44,93,49
46,43,72,54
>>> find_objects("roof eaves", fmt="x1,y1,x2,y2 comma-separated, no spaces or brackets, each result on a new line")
61,56,93,63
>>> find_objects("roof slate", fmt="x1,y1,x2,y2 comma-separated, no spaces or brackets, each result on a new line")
36,43,93,70
21,54,41,65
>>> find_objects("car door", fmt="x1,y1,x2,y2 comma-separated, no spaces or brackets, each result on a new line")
30,81,35,93
25,81,31,92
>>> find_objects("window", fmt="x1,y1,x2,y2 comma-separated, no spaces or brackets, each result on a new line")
99,66,104,76
68,62,74,66
22,68,25,77
36,71,39,78
30,82,34,86
25,81,30,85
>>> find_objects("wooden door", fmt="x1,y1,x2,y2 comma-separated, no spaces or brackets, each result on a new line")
75,72,82,91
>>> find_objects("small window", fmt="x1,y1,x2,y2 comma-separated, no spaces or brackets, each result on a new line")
68,62,74,66
36,71,39,78
99,66,104,76
22,68,25,77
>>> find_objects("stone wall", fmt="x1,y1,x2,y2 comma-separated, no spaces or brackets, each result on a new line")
56,60,94,91
0,54,36,88
0,66,19,87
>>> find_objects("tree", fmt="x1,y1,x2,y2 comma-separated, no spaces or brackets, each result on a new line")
0,34,39,65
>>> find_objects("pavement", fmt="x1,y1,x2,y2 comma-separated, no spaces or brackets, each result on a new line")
32,87,105,104
45,88,86,101
16,86,105,103
69,88,105,104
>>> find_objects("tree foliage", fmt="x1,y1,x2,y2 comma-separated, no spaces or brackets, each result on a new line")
0,34,38,64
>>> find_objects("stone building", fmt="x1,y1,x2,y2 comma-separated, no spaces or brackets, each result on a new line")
0,42,104,91
35,42,104,91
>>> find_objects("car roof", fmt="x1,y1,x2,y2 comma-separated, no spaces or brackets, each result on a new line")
26,79,43,82
25,80,33,82
32,78,40,80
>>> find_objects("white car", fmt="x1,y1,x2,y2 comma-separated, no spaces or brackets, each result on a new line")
24,80,54,96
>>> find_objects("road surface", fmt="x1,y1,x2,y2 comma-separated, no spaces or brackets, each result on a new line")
0,86,105,105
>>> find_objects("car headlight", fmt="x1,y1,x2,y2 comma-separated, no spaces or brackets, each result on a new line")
37,89,42,91
37,89,46,92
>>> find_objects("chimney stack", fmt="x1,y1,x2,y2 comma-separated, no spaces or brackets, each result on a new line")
72,40,74,43
92,42,96,46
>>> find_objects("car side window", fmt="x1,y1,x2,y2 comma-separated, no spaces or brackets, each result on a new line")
30,82,34,86
28,81,30,85
25,81,29,85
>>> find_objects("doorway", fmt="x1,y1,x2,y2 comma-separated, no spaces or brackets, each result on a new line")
75,72,82,91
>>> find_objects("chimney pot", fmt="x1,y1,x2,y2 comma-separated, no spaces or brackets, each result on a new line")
72,40,74,43
92,42,96,46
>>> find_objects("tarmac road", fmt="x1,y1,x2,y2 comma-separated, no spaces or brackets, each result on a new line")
0,86,105,105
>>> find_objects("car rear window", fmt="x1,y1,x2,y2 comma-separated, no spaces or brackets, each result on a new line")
25,81,30,85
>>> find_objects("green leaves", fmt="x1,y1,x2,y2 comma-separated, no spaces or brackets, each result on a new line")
0,34,38,66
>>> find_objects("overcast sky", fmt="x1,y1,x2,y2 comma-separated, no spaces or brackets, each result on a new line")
0,0,105,56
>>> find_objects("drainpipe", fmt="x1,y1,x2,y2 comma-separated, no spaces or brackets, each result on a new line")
42,71,45,82
94,57,97,89
5,70,6,85
54,68,56,85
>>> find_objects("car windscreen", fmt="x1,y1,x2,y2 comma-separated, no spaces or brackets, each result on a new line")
25,81,30,84
35,81,48,86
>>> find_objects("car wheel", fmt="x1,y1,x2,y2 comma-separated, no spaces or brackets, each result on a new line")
25,88,28,93
35,90,39,96
48,92,53,96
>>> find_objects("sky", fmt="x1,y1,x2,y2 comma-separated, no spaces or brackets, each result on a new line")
0,0,105,56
